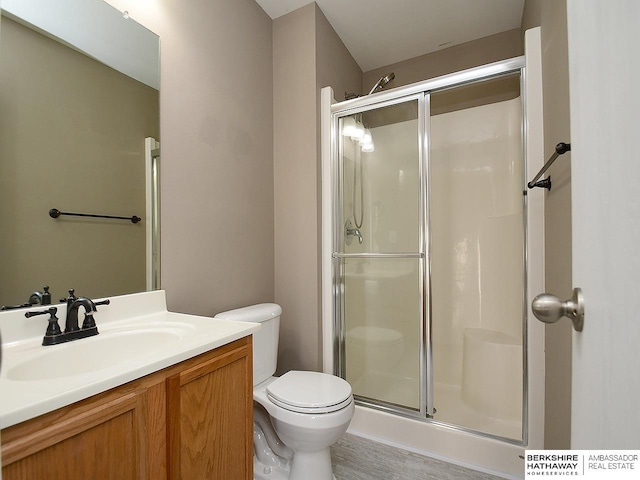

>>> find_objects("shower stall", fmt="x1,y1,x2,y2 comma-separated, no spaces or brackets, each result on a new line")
321,30,545,478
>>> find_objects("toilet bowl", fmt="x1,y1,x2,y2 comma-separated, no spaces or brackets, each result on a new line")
215,304,354,480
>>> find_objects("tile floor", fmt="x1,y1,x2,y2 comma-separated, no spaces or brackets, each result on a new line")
330,433,505,480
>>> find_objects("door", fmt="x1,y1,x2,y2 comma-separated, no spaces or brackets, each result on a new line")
166,339,253,479
335,97,425,415
2,388,150,479
567,1,640,447
145,137,161,291
429,76,525,441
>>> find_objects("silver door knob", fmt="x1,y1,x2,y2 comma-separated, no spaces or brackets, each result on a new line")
532,288,584,332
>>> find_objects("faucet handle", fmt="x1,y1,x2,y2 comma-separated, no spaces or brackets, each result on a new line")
25,306,56,319
42,286,51,305
25,307,62,337
82,313,96,330
1,302,31,310
81,299,109,329
60,288,77,304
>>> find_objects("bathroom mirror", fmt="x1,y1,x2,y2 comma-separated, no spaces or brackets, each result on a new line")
0,0,160,309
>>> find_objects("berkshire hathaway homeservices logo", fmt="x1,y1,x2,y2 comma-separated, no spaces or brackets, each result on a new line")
525,451,639,478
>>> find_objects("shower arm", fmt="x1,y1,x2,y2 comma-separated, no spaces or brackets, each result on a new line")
368,79,384,95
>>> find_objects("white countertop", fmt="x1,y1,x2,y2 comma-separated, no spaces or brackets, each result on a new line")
0,290,259,429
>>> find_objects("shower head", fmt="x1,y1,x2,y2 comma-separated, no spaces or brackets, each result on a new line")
368,72,395,95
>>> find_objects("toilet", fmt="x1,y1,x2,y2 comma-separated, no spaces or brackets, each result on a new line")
215,303,354,480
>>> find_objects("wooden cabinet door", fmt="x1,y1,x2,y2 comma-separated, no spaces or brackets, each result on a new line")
1,387,150,480
166,338,253,480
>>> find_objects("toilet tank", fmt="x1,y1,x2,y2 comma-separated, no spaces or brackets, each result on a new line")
214,303,282,385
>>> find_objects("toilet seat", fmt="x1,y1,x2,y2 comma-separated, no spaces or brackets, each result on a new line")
266,371,353,414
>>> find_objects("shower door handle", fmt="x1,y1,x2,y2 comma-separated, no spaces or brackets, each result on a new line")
531,288,584,332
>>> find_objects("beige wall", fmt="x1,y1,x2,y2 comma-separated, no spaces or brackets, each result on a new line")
273,4,318,372
272,4,362,373
124,0,275,317
105,0,358,373
363,29,522,91
521,0,542,43
522,0,573,449
315,4,363,102
0,16,157,306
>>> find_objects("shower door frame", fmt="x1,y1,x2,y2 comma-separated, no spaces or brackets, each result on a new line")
324,55,533,445
333,92,430,420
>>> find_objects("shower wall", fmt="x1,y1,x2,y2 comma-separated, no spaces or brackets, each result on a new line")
431,97,523,373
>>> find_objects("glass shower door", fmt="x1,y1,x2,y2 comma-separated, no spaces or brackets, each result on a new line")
336,98,425,413
328,60,529,445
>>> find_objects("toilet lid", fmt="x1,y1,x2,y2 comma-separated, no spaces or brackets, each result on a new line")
266,371,352,414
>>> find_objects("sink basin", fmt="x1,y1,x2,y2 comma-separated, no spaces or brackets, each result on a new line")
7,326,189,381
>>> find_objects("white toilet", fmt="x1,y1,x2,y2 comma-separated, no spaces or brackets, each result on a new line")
215,303,354,480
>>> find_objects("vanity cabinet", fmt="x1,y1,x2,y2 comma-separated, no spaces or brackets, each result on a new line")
1,337,253,480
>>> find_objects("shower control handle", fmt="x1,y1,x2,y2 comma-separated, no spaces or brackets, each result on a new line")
345,220,363,245
532,288,584,332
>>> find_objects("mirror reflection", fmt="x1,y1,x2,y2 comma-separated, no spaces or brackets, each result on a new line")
0,0,160,309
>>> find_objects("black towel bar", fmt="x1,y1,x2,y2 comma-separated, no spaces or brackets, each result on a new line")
527,142,571,191
49,208,141,224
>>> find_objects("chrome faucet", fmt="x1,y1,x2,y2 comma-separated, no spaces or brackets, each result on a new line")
345,219,364,245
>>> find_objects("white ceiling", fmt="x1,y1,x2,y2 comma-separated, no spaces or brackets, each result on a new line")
255,0,525,72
